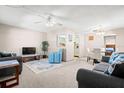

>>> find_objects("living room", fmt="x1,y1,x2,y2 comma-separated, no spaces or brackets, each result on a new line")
1,5,124,89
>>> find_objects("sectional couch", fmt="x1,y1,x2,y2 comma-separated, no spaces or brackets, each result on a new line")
77,53,124,88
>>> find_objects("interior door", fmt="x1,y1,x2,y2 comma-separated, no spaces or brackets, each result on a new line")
74,42,79,57
74,35,80,57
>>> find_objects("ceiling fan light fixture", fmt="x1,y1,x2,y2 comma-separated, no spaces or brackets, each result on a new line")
46,19,56,27
46,22,54,27
91,25,105,35
45,15,60,27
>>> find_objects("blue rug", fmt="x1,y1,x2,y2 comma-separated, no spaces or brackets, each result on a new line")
25,60,62,74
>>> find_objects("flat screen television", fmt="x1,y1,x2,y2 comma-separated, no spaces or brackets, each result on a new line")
22,47,36,55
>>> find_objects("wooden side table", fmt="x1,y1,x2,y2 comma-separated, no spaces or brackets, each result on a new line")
0,60,19,88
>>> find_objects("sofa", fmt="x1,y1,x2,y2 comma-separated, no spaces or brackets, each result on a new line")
0,52,23,77
77,68,124,88
76,55,124,88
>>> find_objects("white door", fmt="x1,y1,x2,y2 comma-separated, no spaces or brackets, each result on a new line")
74,35,80,57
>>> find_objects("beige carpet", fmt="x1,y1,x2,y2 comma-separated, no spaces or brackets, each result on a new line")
16,58,94,88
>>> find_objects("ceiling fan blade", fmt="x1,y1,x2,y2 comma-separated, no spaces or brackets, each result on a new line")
44,12,69,21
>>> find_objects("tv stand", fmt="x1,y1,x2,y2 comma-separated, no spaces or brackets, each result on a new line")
21,54,41,63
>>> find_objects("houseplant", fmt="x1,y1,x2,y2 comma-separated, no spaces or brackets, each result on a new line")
41,41,49,58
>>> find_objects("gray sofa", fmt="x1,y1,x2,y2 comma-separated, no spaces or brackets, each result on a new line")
77,68,124,88
0,56,23,77
76,56,124,88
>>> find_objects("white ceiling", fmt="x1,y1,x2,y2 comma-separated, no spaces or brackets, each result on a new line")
0,5,124,32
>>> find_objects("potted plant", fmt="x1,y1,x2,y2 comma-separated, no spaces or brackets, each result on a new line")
41,41,49,58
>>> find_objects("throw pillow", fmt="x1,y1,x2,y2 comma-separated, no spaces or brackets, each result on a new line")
104,64,116,75
111,62,124,78
0,52,2,57
112,54,124,64
109,52,119,64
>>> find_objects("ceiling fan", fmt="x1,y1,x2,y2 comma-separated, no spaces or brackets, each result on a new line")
6,5,63,27
34,13,63,27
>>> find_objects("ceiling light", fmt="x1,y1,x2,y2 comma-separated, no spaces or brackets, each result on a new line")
92,25,105,35
6,6,62,27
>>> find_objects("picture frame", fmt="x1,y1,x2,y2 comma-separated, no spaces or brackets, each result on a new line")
89,35,94,40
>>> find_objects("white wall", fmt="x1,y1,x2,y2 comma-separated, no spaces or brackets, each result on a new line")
113,29,124,52
85,33,105,49
3,23,124,58
0,24,44,55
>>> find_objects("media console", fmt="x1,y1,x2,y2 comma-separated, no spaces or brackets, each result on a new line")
21,54,42,63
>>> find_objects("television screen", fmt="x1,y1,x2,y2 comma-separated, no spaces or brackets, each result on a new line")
22,47,36,55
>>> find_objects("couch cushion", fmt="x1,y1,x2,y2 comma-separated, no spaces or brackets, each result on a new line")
1,53,12,57
93,63,110,72
104,64,116,75
0,52,3,58
111,63,124,78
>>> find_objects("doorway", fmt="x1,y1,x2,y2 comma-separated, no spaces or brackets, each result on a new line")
74,35,80,57
104,35,116,56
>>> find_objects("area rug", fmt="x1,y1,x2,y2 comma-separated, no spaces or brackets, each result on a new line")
24,60,62,74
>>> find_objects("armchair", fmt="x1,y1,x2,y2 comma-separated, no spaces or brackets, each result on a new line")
48,49,62,64
48,52,55,64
